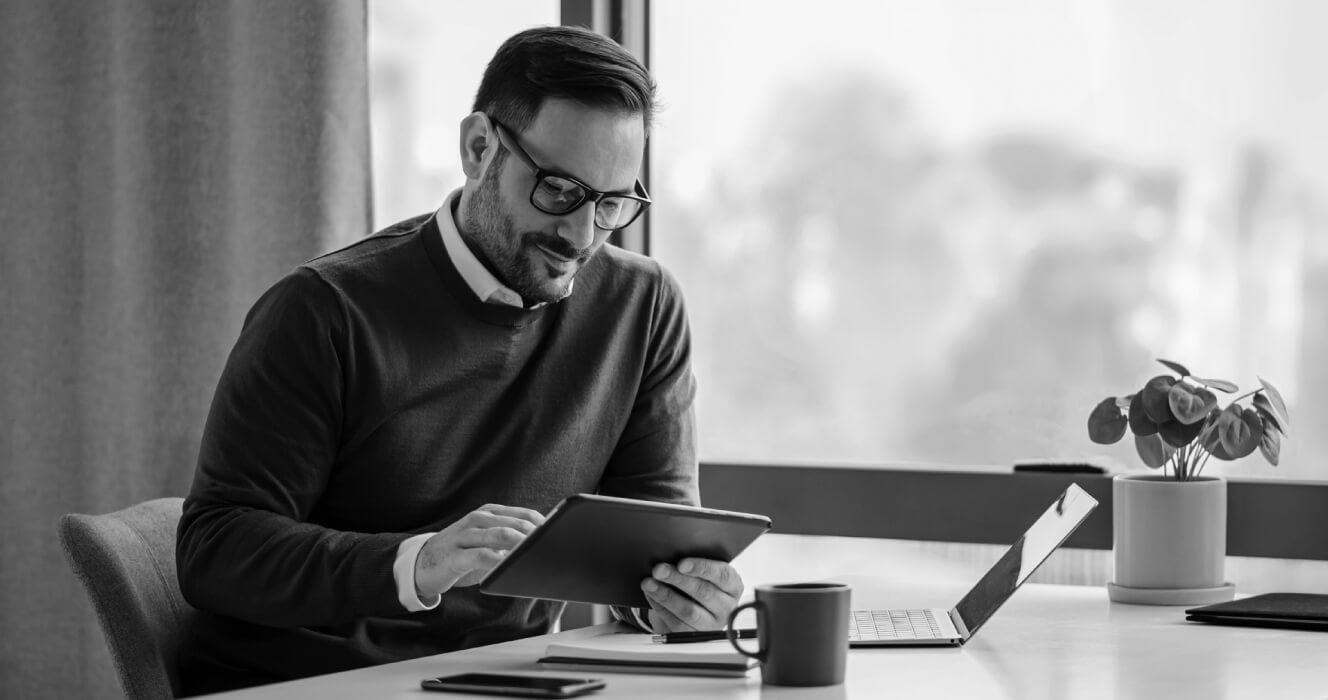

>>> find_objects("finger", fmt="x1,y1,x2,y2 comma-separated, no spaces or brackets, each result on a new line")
464,511,541,535
450,546,506,572
645,601,694,634
476,504,547,526
443,547,508,584
641,576,718,630
652,563,738,617
676,558,745,598
455,525,528,550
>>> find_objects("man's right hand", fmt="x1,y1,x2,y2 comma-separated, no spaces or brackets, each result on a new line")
414,504,546,600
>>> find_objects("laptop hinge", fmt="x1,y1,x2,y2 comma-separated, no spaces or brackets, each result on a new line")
948,608,971,641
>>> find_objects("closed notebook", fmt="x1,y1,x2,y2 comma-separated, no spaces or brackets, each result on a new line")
1186,593,1328,631
539,632,756,678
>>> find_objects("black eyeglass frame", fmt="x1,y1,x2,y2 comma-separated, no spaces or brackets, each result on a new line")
487,115,652,232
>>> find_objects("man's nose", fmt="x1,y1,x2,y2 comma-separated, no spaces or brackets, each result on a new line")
556,201,598,252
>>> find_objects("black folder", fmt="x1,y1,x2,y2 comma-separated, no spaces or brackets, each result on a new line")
1186,593,1328,632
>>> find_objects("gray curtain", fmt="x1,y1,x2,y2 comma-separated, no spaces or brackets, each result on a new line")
0,1,371,697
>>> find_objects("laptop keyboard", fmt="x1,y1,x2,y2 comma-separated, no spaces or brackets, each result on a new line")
849,609,945,642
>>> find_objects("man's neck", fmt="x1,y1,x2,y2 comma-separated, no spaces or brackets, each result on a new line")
450,195,511,289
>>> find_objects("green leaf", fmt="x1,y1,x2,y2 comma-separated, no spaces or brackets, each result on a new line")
1258,377,1291,429
1127,392,1159,436
1253,394,1286,435
1168,383,1217,425
1157,358,1191,377
1218,405,1262,459
1193,377,1239,393
1088,397,1128,445
1202,412,1236,460
1134,433,1174,468
1158,417,1204,448
1141,375,1177,423
1260,427,1282,466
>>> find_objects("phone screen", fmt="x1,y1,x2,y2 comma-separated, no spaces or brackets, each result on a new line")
420,672,606,698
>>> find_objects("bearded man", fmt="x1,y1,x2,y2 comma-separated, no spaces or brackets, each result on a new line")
175,25,742,695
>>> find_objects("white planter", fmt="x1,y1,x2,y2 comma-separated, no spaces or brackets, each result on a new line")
1106,474,1235,605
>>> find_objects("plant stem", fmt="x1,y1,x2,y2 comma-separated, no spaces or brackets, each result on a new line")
1229,388,1262,403
1193,448,1214,479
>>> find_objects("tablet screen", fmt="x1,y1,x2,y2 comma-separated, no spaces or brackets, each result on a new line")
479,494,772,608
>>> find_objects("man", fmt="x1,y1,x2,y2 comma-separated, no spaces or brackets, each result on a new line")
176,25,743,694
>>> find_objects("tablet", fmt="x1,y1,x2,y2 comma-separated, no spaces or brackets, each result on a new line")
479,494,772,608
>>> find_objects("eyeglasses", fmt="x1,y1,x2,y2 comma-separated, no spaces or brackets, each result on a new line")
488,116,652,232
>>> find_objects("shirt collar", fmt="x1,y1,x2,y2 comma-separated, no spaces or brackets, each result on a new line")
436,189,524,308
436,189,572,309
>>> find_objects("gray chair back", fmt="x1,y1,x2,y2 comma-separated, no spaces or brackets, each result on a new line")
59,497,194,700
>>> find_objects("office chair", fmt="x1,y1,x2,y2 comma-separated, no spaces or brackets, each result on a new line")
59,497,195,700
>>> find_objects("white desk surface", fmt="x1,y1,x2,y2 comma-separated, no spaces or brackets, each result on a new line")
197,579,1328,699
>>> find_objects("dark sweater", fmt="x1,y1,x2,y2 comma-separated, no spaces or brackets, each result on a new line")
176,213,697,693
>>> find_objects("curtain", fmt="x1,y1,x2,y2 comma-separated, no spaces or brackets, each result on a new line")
0,2,371,697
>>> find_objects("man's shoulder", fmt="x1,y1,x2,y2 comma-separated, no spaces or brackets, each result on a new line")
301,213,432,279
589,244,677,293
575,245,689,329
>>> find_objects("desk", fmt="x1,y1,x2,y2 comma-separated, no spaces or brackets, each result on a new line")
197,580,1328,699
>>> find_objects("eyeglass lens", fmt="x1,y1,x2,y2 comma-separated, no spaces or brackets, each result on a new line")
533,176,642,230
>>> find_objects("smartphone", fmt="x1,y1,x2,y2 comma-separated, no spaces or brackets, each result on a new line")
420,672,606,698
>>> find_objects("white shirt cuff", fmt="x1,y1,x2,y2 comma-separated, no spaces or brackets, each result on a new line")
394,532,441,612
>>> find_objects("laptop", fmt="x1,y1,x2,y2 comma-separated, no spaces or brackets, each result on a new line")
849,482,1099,647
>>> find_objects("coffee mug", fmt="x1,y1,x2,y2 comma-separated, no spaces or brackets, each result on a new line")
725,582,851,686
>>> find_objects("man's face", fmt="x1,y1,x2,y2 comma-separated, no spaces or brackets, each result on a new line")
462,99,646,305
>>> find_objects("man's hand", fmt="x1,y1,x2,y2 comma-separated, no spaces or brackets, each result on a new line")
414,504,545,600
640,558,744,632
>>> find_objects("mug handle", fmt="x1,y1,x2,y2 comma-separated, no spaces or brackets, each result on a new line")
726,600,765,661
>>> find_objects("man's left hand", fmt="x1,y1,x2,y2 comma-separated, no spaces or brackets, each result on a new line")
640,558,744,632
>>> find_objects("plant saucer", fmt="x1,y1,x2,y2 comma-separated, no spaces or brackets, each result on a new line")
1107,581,1236,605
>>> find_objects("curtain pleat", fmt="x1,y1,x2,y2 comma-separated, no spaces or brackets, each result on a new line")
0,2,370,697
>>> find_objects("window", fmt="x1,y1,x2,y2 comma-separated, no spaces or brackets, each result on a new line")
651,0,1328,480
369,1,560,229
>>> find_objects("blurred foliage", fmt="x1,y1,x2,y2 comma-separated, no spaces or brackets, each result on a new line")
653,74,1328,476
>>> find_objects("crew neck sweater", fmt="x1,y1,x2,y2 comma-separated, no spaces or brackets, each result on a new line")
176,213,698,693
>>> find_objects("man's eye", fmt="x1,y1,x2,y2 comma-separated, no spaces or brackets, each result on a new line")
537,180,566,197
539,178,582,203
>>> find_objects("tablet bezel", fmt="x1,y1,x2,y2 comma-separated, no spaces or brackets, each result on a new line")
479,494,772,608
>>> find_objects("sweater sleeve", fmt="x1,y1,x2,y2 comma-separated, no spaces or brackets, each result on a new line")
597,262,700,507
177,268,408,628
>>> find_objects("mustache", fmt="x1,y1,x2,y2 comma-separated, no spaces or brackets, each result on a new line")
528,234,589,261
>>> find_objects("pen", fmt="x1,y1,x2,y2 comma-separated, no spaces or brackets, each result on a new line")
652,629,757,644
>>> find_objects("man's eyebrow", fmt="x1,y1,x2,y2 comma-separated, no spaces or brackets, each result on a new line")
507,122,638,195
539,162,637,196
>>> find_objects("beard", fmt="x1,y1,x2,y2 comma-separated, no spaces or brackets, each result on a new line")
461,158,597,306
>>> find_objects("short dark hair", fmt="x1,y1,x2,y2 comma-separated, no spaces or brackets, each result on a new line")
472,25,657,135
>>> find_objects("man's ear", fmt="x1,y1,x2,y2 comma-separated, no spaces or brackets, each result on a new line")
458,112,494,180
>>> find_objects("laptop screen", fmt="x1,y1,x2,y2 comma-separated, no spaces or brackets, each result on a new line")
952,483,1098,636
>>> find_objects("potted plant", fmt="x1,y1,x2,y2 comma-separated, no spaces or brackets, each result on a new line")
1087,358,1290,604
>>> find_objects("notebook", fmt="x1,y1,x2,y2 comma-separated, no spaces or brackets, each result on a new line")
1186,593,1328,631
850,482,1099,647
538,632,757,677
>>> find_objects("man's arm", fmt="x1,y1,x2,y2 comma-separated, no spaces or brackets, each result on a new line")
597,262,745,632
596,261,699,506
176,269,407,628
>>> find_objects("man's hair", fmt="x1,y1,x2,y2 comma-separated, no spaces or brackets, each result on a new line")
472,25,657,135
